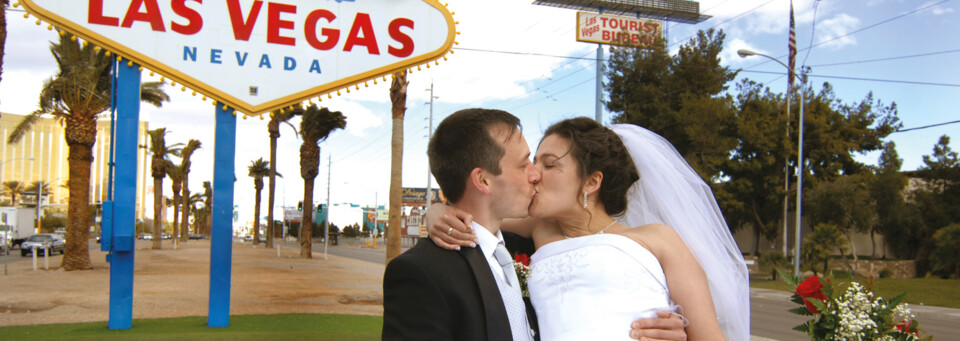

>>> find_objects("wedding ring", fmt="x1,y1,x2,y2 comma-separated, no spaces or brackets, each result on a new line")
446,227,454,235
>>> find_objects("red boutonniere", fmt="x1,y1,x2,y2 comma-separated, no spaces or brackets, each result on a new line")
513,253,531,297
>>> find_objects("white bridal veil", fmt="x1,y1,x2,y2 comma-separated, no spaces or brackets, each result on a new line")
611,124,750,341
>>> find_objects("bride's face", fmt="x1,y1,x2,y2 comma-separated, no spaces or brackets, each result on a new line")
529,134,583,219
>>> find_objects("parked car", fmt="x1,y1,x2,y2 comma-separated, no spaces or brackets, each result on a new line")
161,233,172,240
188,233,206,240
20,234,65,257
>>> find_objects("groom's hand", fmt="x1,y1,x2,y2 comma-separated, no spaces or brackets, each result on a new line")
425,203,477,250
629,310,686,341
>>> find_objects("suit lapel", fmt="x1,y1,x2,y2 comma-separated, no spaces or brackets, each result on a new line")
461,246,513,340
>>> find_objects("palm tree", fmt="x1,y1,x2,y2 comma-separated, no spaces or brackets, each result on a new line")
201,181,212,236
387,71,408,263
178,139,201,242
298,104,346,258
165,160,185,247
187,193,205,236
1,0,9,92
145,128,182,249
2,180,23,206
6,34,168,270
266,109,298,248
248,158,270,246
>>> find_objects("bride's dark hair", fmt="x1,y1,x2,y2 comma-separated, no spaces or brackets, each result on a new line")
542,117,639,216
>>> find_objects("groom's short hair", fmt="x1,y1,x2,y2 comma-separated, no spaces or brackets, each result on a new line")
428,108,521,203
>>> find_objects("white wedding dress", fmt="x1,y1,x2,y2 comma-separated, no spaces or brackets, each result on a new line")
529,233,672,341
526,124,750,341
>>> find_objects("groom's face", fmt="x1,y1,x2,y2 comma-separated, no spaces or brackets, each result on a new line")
487,128,540,219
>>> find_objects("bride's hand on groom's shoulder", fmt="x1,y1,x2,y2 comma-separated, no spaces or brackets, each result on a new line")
425,203,477,250
630,310,687,341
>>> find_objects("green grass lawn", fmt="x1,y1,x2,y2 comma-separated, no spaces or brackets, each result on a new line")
0,314,383,341
751,275,960,309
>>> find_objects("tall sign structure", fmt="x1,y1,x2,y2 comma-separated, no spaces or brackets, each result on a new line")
17,0,457,329
532,0,709,122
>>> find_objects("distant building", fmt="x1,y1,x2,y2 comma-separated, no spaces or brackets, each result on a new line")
0,112,150,219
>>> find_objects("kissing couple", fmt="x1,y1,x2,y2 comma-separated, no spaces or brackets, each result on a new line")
383,109,749,340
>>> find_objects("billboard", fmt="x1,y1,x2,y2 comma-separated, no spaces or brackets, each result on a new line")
576,11,663,49
401,187,440,205
19,0,457,115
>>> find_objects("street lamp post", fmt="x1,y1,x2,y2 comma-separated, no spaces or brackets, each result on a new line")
737,49,806,276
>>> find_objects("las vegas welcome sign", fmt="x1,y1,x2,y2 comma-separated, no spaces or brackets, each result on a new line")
18,0,457,115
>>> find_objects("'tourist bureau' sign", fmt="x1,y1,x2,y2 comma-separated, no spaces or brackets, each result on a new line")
19,0,457,115
576,11,662,49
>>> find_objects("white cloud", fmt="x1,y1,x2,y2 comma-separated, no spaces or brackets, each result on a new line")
814,13,860,49
723,38,764,67
921,1,955,15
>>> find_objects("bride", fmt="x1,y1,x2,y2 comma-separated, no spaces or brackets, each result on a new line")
428,117,749,340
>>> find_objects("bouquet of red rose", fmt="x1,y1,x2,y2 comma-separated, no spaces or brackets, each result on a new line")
778,269,930,341
514,253,531,297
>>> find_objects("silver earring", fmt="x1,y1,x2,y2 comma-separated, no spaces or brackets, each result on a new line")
583,192,588,209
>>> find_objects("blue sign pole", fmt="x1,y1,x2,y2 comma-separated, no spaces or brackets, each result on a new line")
208,105,237,327
107,60,140,330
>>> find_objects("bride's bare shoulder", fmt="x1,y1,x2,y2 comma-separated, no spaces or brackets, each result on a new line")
620,224,684,252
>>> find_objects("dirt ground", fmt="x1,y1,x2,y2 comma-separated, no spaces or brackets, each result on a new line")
0,240,385,326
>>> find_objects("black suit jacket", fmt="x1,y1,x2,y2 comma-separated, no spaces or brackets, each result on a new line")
382,232,538,341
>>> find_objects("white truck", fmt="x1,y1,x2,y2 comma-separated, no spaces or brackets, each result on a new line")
0,207,38,250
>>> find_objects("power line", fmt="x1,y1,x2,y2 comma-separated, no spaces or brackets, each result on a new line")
742,0,948,72
896,120,960,133
800,0,822,67
456,47,598,60
669,0,779,49
740,70,960,88
808,0,950,53
810,49,960,68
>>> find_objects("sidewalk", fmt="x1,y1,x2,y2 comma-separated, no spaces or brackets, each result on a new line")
0,240,385,327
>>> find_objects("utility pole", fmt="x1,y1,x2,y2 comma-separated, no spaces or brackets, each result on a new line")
425,82,438,208
323,154,331,260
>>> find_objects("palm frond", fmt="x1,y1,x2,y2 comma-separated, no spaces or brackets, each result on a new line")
7,110,45,144
299,104,346,144
248,158,270,177
140,81,170,108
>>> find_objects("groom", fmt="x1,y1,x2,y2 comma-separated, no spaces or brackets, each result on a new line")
383,108,685,340
383,108,540,340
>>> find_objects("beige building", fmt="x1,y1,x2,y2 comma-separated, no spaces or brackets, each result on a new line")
0,113,151,220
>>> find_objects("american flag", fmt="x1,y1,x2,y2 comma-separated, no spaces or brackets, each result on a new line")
788,0,797,86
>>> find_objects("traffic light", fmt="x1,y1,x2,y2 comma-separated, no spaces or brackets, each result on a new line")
297,201,303,211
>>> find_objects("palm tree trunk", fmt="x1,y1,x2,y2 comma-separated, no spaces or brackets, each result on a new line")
386,71,407,263
300,179,314,258
0,0,8,90
267,134,278,248
180,175,190,243
253,187,261,246
152,176,162,249
62,143,94,270
171,187,180,248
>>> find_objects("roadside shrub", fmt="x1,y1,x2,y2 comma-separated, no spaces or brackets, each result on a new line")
801,223,848,276
759,251,790,280
929,223,960,278
878,267,894,278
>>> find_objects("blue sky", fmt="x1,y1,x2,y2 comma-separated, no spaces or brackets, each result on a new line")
1,0,957,227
